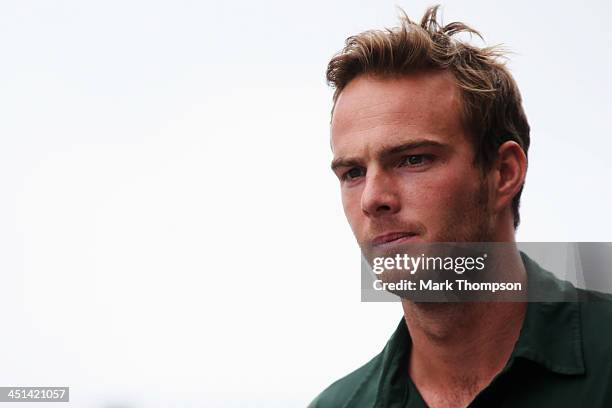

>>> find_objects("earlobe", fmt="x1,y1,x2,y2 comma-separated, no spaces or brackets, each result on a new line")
494,141,527,212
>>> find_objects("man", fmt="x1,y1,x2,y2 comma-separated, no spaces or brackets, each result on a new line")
309,6,612,408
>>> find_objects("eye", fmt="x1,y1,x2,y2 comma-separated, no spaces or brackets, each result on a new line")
343,167,365,181
399,154,431,167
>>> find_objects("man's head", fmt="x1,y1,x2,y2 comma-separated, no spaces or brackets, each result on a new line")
328,6,529,255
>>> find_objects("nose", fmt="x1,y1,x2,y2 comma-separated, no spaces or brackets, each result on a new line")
360,169,401,217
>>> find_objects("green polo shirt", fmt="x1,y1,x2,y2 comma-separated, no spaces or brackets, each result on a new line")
309,253,612,407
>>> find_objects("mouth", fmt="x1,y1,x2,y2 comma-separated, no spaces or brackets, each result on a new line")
371,231,420,247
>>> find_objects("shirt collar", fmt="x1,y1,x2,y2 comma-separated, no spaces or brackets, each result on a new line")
377,251,586,402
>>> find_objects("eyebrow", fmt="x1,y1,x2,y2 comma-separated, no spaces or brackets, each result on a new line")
330,139,446,171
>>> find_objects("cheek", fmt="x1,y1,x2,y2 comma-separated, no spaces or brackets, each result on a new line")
402,168,479,219
341,188,364,231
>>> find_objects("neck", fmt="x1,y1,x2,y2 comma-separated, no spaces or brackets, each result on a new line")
402,246,527,397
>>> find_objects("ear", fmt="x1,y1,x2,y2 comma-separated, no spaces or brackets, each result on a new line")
492,141,527,214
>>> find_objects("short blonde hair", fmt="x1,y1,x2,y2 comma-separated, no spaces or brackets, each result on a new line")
326,5,530,228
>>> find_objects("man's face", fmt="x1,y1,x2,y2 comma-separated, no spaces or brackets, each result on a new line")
331,72,493,258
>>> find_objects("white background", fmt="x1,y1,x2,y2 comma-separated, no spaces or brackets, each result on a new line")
1,0,611,407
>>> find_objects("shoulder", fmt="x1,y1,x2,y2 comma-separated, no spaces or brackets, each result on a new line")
307,353,383,408
579,289,612,357
578,288,612,396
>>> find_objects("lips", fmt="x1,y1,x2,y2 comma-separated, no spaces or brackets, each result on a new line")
372,232,419,246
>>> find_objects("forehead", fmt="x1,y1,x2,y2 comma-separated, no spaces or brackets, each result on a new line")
330,71,466,155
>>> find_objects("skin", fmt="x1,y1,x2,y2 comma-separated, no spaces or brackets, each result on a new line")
330,71,528,408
